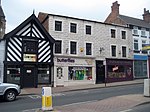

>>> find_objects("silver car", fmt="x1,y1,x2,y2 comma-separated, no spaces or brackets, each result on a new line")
0,82,21,101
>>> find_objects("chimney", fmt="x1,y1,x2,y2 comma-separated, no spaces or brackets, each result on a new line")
143,8,150,23
111,1,120,16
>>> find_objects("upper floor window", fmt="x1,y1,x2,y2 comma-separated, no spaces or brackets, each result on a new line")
86,25,91,35
55,40,62,54
122,46,126,57
111,29,116,38
142,40,147,48
70,41,77,54
141,28,146,37
23,40,37,53
111,45,116,57
55,21,62,31
133,26,138,36
122,31,126,39
134,39,139,51
70,23,77,33
86,43,92,55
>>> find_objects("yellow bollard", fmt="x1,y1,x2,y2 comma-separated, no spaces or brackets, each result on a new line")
42,87,53,111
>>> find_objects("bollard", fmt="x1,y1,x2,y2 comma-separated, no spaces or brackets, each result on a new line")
144,79,150,97
42,87,53,111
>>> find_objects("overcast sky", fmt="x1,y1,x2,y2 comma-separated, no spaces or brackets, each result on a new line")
2,0,150,33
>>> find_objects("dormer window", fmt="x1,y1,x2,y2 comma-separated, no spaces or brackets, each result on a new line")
141,28,146,37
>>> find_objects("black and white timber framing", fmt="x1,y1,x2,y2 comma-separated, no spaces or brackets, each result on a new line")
3,14,55,88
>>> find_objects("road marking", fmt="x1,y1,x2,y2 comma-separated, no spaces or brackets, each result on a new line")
120,109,133,112
52,93,65,97
28,95,41,99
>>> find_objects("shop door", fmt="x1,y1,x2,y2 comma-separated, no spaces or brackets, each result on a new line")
96,61,105,84
23,66,35,88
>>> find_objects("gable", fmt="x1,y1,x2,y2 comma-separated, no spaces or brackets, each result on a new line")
4,14,55,43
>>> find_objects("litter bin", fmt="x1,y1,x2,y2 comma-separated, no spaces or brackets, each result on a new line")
144,79,150,97
42,87,53,111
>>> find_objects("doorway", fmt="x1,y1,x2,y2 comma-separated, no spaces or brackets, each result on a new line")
96,61,105,84
23,65,35,88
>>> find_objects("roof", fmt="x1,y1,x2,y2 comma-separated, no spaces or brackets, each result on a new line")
4,14,55,43
119,15,150,28
0,5,5,18
39,12,129,29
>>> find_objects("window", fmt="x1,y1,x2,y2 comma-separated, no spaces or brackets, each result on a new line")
70,23,77,33
6,65,20,85
111,29,116,38
38,65,49,84
141,28,146,37
133,26,138,36
55,21,62,31
86,43,92,55
122,31,126,39
55,40,62,54
86,25,91,35
70,41,77,54
68,67,92,80
111,45,116,57
134,39,138,50
142,40,146,48
122,46,126,57
23,40,37,53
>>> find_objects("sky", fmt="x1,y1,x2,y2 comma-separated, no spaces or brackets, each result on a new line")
2,0,150,33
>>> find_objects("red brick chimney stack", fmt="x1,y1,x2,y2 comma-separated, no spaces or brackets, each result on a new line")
143,8,150,23
111,1,120,17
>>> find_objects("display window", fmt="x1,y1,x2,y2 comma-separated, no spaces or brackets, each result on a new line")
68,67,92,80
7,65,20,84
38,65,49,84
107,65,132,78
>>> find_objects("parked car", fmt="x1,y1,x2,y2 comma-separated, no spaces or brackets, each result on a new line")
0,82,21,101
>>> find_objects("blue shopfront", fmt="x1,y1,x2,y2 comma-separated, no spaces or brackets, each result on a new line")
134,55,148,78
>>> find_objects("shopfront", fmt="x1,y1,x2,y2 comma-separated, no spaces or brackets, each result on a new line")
106,59,133,82
54,56,95,87
3,14,55,88
134,55,148,78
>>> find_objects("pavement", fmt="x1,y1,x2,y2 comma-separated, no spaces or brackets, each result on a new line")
20,79,150,112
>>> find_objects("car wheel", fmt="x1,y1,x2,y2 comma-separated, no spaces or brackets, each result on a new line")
4,90,16,101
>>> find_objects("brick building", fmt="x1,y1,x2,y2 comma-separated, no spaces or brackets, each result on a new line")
105,1,150,79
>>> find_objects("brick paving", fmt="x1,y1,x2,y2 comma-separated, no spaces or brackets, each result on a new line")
55,94,150,112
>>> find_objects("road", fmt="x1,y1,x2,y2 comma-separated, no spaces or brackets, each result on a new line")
0,84,144,112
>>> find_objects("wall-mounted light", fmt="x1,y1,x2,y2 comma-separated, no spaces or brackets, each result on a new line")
99,47,104,54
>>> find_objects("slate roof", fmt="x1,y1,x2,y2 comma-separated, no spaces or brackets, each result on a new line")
119,15,150,28
0,5,5,18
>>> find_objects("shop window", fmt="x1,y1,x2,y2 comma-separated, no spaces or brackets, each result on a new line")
38,65,49,84
111,29,116,38
122,46,126,57
68,67,92,80
107,65,132,78
111,45,116,57
55,40,62,54
122,31,126,39
70,23,77,33
86,25,91,35
134,60,147,78
55,21,62,31
7,65,20,85
70,41,77,54
86,43,92,55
